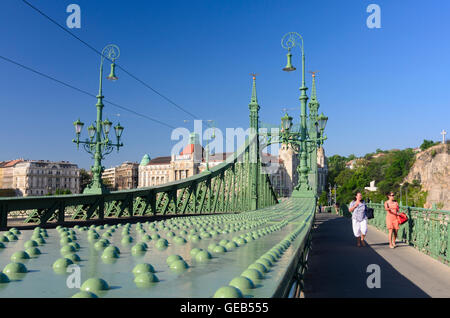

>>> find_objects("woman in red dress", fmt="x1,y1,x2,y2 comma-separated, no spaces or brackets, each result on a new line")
384,192,399,248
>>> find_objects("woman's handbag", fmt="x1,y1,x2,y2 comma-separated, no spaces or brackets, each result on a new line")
397,212,408,225
366,207,374,219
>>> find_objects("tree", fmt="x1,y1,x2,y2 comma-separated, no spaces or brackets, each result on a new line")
80,168,92,193
420,139,438,151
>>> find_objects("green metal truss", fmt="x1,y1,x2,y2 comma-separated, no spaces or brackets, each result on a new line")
0,135,278,228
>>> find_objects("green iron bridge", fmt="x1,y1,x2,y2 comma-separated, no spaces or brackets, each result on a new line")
0,79,449,298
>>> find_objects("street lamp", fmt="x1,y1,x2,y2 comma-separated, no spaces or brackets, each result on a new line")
72,44,124,194
279,32,327,198
205,120,216,171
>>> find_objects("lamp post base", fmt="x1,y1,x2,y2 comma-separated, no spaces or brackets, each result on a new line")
83,184,110,195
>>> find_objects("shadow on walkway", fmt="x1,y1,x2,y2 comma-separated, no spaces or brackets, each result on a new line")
302,213,430,298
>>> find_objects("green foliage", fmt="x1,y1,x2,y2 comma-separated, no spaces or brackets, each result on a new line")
80,168,92,192
318,191,328,206
329,148,422,206
420,139,439,151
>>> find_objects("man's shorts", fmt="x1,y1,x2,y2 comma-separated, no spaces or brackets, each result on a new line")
352,218,368,237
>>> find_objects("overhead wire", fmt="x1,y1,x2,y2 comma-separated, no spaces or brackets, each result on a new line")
20,0,199,120
0,54,176,129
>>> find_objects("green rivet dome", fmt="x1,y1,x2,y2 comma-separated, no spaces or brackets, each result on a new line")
140,154,151,166
241,269,263,283
166,255,183,265
208,243,218,252
169,260,189,273
101,248,119,259
0,236,9,243
60,245,76,256
213,286,243,298
24,240,39,249
9,228,20,235
121,236,133,245
134,272,159,287
188,234,201,242
0,242,5,249
190,248,202,257
141,234,152,242
68,242,81,251
229,276,255,290
225,241,237,250
155,238,168,250
195,250,211,263
34,237,46,245
262,253,277,262
80,278,109,293
248,262,267,273
131,243,146,255
174,236,187,245
71,291,98,298
53,258,74,272
3,262,27,274
60,237,73,246
150,233,160,239
104,245,120,255
11,251,30,262
65,253,81,263
26,247,41,257
213,245,227,254
219,239,229,246
0,272,10,284
132,263,155,276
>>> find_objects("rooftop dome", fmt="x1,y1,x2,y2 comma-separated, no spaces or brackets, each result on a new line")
140,154,151,166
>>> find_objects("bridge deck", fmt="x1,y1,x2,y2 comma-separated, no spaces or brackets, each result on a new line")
302,213,450,298
0,198,314,298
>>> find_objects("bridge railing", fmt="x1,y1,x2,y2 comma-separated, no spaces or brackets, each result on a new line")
0,136,278,229
340,203,450,264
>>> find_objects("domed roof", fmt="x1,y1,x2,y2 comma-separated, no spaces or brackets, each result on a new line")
140,154,151,166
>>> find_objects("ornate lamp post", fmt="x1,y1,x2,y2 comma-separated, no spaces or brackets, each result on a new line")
279,32,328,198
73,44,124,194
205,120,216,171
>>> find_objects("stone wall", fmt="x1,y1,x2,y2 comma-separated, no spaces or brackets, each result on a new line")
405,143,449,209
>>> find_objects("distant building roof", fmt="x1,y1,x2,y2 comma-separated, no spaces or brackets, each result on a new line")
148,156,171,165
0,159,24,168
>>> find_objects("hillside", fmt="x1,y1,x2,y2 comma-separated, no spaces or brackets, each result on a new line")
323,142,449,208
405,143,449,209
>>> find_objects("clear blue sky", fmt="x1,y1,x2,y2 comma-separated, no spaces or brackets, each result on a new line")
1,0,449,169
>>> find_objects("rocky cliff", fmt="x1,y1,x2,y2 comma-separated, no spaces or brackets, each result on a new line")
405,143,449,209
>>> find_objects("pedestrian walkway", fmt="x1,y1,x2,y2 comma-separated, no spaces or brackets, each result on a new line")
302,213,450,298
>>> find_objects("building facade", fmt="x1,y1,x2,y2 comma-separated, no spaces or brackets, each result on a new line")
101,162,139,190
138,135,327,198
139,133,207,188
0,159,80,196
317,146,328,194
